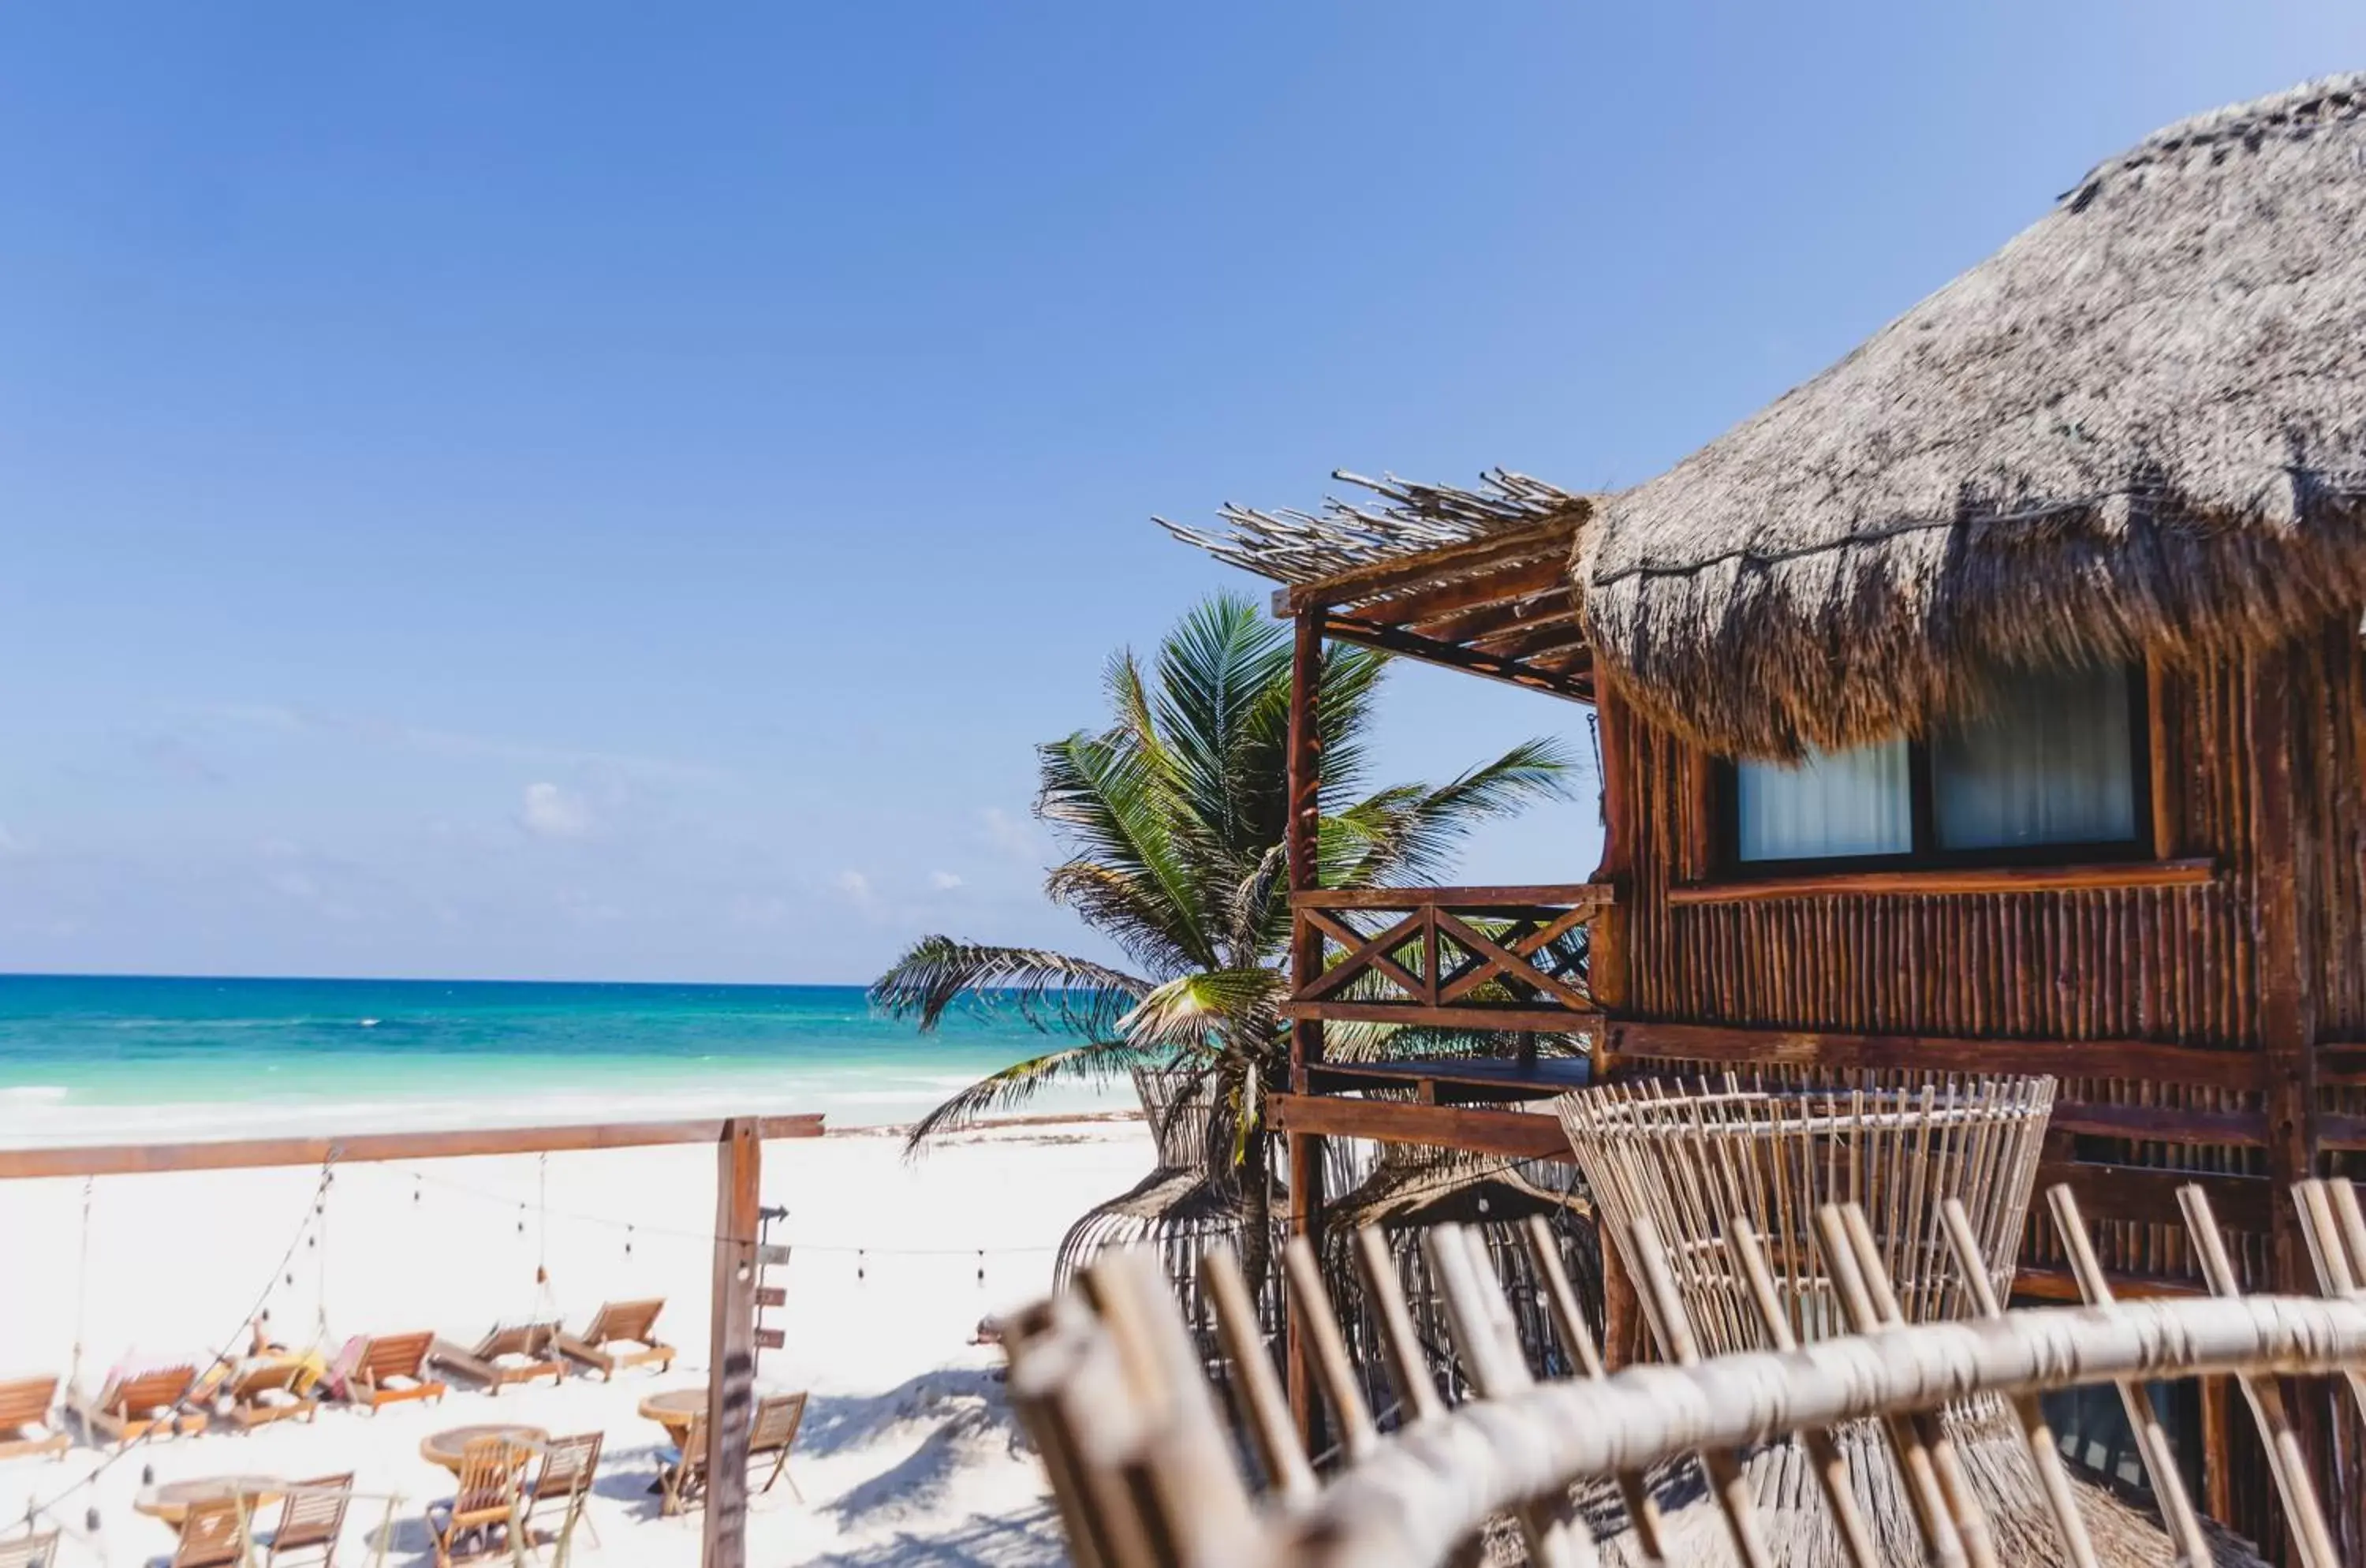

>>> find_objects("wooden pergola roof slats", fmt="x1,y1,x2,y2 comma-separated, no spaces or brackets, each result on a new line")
1162,471,1599,703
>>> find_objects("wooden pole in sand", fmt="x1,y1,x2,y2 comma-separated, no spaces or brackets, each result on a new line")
704,1118,762,1568
1284,606,1327,1450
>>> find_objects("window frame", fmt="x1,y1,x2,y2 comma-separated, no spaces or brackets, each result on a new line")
1711,666,2155,878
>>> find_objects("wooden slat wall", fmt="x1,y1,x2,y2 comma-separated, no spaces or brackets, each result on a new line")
1613,651,2282,1298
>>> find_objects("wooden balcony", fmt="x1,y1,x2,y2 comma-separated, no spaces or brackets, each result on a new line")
1282,883,1612,1036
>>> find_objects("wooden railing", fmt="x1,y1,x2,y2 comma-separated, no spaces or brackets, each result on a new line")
1282,883,1613,1034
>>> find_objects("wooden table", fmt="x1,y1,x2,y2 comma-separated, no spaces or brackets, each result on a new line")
419,1424,547,1472
133,1477,284,1528
636,1387,705,1439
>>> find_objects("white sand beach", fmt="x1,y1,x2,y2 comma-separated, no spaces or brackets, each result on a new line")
0,1115,1153,1567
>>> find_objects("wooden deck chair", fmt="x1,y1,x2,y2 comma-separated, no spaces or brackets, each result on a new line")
657,1410,707,1518
0,1376,68,1461
222,1361,314,1431
69,1362,203,1445
554,1299,674,1380
521,1432,602,1550
261,1474,351,1568
659,1394,808,1515
0,1533,58,1568
429,1321,564,1394
333,1333,446,1409
425,1436,524,1568
172,1495,256,1568
748,1392,808,1503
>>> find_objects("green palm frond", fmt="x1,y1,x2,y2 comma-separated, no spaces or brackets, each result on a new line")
1332,737,1579,887
868,936,1151,1039
899,1038,1170,1155
1119,968,1285,1052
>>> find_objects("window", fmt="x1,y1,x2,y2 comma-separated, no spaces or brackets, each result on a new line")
1727,665,2145,868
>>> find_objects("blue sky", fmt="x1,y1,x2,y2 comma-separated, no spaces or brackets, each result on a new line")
2,5,2359,983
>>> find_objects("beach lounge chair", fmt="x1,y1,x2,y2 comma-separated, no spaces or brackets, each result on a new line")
68,1362,204,1445
328,1333,446,1410
260,1474,352,1568
425,1437,524,1568
658,1392,808,1514
171,1496,255,1568
554,1299,674,1380
428,1321,563,1394
0,1532,58,1568
0,1376,68,1461
219,1360,314,1431
521,1432,601,1550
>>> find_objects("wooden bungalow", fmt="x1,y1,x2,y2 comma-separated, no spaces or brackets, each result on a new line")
1164,73,2366,1555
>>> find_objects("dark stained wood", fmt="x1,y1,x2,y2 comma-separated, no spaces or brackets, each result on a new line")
2036,1160,2273,1231
2148,654,2181,860
1667,858,2218,905
1303,1057,1592,1099
1321,614,1592,703
2010,1267,2207,1303
1315,550,1573,627
1293,883,1612,911
1283,1000,1604,1033
1284,607,1327,1444
1411,594,1580,648
704,1118,762,1568
2047,1101,2268,1146
0,1115,827,1181
1275,517,1577,614
1606,1021,2265,1092
1268,1092,1573,1162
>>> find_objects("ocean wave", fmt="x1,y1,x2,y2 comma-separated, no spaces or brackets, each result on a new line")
0,1085,69,1103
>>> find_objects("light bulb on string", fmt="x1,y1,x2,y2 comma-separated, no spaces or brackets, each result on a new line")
624,1224,634,1260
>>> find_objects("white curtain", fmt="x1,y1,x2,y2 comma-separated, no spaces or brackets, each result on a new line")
1933,666,2136,850
1736,738,1913,861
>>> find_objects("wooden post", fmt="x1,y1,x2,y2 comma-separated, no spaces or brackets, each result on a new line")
2247,643,2333,1551
1284,607,1327,1446
703,1118,762,1568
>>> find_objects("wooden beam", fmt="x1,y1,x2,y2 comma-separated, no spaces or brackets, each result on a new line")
2037,1160,2273,1231
1282,1000,1603,1033
2146,653,2180,860
1322,615,1592,702
1409,595,1579,649
0,1114,828,1181
703,1118,762,1568
1607,1020,2265,1093
2047,1101,2269,1147
1276,517,1577,614
2010,1266,2207,1304
1284,608,1327,1447
1268,1092,1573,1162
1666,857,2218,904
1324,552,1573,630
1293,883,1611,911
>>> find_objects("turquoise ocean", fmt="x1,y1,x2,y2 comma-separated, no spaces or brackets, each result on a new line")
0,974,1122,1146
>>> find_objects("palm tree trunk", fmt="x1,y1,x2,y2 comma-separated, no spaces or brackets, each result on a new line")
1237,1118,1274,1297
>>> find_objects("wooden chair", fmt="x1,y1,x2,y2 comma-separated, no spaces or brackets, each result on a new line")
748,1392,808,1503
330,1333,446,1410
222,1361,313,1431
69,1363,203,1445
425,1436,524,1568
657,1411,706,1518
0,1533,59,1568
521,1432,602,1550
171,1496,255,1568
0,1376,68,1461
261,1474,352,1568
554,1299,674,1380
430,1321,564,1394
659,1393,808,1514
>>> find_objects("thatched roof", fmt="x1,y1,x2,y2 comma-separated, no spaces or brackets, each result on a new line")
1584,73,2366,757
1158,470,1589,594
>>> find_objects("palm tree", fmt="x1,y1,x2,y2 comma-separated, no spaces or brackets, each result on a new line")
869,592,1577,1273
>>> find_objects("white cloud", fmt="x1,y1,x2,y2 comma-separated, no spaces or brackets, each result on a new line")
199,703,723,785
0,823,24,858
928,870,964,890
520,782,598,839
980,806,1051,865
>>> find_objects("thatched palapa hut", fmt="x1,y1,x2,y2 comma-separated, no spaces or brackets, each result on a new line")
1165,71,2366,1558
